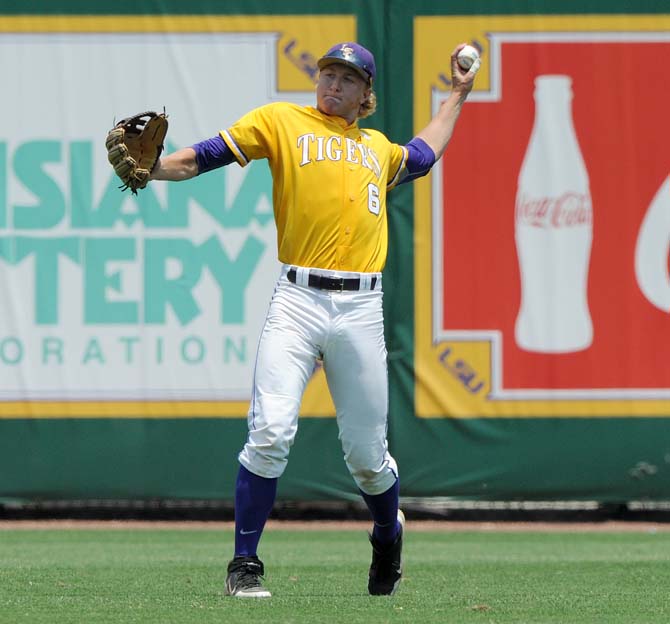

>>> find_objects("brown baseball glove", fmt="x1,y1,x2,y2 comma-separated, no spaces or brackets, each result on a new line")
105,111,168,194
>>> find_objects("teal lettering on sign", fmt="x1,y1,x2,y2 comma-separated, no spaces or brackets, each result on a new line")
228,160,274,227
0,140,276,330
42,337,64,364
15,237,80,325
181,336,205,364
201,235,264,324
82,337,105,364
119,336,140,363
144,238,202,325
223,336,246,363
0,337,22,364
84,237,138,324
13,141,65,229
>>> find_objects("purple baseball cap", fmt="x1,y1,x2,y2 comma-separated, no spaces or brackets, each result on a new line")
317,42,376,84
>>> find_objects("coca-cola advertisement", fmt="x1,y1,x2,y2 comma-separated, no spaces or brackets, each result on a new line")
415,22,670,416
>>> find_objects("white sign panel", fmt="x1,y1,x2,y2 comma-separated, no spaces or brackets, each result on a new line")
0,32,313,400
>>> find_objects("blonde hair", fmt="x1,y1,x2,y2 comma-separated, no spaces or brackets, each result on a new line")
358,90,377,119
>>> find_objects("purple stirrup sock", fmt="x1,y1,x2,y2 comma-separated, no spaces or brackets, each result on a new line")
234,465,278,557
360,479,400,545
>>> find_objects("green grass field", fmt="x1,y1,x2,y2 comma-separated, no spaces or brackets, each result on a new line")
1,525,669,624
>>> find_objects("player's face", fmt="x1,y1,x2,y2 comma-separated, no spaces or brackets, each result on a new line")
316,64,370,124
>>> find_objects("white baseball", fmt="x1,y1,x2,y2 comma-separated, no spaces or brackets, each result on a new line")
457,45,479,70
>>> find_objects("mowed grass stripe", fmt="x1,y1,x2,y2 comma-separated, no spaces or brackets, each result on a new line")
0,528,669,624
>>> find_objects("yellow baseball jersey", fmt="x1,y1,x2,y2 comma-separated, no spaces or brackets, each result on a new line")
221,102,408,273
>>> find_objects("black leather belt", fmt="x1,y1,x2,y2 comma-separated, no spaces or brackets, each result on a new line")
287,268,377,291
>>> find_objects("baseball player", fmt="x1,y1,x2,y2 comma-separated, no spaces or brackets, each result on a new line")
151,41,479,597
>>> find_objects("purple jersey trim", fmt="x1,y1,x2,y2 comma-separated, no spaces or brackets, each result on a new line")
221,130,250,166
192,134,236,174
397,136,436,185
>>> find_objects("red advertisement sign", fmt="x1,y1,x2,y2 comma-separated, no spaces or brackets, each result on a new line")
432,32,670,405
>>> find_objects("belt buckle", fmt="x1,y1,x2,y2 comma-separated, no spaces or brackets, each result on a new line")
325,276,344,292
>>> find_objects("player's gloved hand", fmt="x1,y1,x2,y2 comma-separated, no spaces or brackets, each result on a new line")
106,111,168,194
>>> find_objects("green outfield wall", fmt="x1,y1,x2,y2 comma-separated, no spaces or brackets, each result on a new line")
0,0,669,504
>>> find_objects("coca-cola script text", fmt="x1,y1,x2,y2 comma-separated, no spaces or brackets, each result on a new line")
516,192,592,228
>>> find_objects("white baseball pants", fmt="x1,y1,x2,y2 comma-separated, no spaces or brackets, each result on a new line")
238,264,398,495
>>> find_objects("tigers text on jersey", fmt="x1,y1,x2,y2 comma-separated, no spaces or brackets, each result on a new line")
221,102,408,273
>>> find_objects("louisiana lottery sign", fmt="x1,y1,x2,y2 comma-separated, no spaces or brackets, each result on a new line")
0,16,351,416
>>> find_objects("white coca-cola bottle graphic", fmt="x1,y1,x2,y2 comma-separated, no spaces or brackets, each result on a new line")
515,75,593,353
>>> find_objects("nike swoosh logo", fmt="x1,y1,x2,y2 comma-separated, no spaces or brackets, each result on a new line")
239,529,258,535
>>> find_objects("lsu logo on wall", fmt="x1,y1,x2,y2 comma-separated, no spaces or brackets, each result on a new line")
414,15,670,417
0,18,353,417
